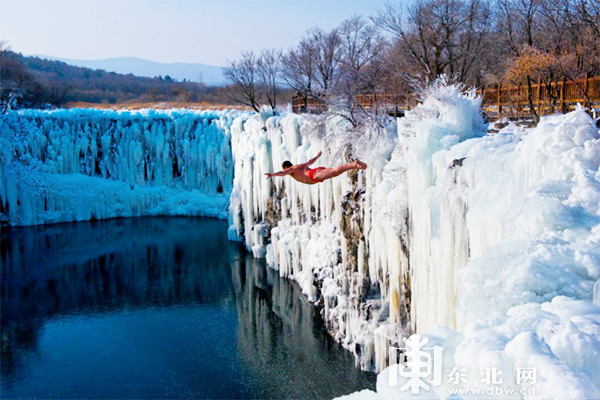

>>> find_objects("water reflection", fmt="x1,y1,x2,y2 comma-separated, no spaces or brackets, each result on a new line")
1,217,375,399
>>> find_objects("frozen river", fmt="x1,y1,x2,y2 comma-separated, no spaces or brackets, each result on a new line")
1,217,375,399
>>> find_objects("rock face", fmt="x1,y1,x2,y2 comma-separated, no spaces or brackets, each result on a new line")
341,185,369,302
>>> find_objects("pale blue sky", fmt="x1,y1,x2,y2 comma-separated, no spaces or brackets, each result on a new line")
0,0,395,66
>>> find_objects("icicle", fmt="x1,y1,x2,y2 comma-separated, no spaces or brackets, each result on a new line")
1,109,243,226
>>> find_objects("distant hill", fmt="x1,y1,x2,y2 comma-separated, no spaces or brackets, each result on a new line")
33,55,226,85
2,50,290,109
1,50,234,107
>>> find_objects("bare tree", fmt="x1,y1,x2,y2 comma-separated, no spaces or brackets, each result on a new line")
45,80,71,107
332,16,387,126
223,51,261,112
574,0,600,34
455,0,493,85
257,49,282,109
280,27,344,112
374,2,446,80
374,0,493,86
281,36,318,107
562,0,600,76
310,28,344,97
496,0,546,121
1,43,46,109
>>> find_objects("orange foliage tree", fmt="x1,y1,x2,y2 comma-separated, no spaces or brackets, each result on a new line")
503,46,577,121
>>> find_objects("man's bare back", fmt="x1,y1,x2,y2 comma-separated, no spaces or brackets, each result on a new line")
265,151,367,185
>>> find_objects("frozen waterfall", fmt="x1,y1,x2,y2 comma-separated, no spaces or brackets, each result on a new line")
0,108,245,225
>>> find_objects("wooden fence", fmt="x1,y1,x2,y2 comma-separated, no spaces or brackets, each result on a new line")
478,75,600,119
291,93,413,116
291,75,600,120
291,95,327,114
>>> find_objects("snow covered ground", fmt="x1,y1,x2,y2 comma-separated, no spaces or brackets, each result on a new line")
335,95,600,399
0,108,246,225
228,84,600,398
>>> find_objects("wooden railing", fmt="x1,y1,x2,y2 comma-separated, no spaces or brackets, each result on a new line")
291,75,600,120
291,95,327,114
478,75,600,119
291,93,413,115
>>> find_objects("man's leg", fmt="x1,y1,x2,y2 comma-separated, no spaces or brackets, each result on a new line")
313,161,367,181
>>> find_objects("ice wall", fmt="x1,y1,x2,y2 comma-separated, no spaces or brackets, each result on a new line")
227,90,487,371
228,106,399,371
229,86,600,396
0,108,246,225
337,105,600,398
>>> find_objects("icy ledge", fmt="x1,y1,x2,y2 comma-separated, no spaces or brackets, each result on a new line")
0,108,247,225
229,87,600,398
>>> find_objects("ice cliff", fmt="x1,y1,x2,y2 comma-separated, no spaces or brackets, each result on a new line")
0,108,243,225
228,85,600,398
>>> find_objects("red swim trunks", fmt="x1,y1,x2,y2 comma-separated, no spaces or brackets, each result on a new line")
308,167,325,183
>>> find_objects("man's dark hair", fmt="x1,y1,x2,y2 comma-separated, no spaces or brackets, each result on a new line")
282,161,293,169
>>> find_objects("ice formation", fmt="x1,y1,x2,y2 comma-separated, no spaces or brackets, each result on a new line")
228,86,600,397
0,108,245,225
228,105,399,370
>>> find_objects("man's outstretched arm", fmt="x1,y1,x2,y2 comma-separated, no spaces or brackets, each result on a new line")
293,151,323,170
265,169,293,179
305,151,322,167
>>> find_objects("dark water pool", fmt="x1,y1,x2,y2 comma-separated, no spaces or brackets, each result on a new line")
1,217,375,399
